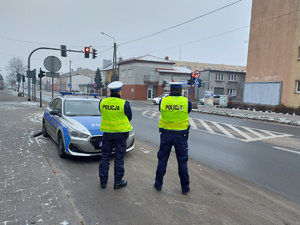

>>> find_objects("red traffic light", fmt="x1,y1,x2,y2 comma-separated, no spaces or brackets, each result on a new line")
84,47,90,58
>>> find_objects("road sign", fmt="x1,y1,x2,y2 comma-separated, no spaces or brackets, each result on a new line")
46,72,59,78
44,56,61,72
93,83,98,88
194,70,200,79
68,83,72,88
26,69,36,78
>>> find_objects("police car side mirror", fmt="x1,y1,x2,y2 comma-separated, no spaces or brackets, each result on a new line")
50,110,61,117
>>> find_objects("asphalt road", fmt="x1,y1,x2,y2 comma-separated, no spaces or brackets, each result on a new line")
129,101,300,204
30,89,300,203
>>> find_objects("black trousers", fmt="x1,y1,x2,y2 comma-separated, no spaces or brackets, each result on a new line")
99,132,128,184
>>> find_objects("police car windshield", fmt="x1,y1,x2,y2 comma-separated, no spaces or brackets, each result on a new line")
64,100,101,116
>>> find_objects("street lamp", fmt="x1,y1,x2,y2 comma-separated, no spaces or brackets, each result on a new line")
101,32,118,82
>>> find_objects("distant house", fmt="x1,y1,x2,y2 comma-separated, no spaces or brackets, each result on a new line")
118,55,192,100
57,68,95,92
197,70,246,103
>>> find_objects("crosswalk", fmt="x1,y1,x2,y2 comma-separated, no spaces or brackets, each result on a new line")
140,110,293,142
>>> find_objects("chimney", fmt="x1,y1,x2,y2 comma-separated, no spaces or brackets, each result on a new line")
165,56,169,60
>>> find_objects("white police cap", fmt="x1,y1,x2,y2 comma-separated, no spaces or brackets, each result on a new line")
108,81,123,92
169,82,182,88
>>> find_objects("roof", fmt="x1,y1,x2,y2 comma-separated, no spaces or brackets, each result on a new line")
156,66,192,74
118,54,175,65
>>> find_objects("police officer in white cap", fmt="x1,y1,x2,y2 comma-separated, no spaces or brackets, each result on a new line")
99,81,132,189
154,82,192,195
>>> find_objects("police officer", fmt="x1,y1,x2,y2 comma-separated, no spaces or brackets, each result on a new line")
99,81,132,189
154,82,192,195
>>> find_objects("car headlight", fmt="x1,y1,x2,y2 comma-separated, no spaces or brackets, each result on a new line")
68,127,89,138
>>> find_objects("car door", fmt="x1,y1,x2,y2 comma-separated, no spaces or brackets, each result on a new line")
50,98,63,142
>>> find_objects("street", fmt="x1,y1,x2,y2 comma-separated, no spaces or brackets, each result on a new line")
1,89,300,224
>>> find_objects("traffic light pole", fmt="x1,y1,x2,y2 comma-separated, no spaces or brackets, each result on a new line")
27,47,83,101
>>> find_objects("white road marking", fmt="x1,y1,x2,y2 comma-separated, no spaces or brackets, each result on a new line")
211,121,235,138
273,146,300,155
189,117,198,129
140,110,293,142
197,119,215,134
226,124,254,141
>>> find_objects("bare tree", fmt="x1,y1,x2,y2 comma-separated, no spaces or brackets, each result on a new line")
5,57,26,89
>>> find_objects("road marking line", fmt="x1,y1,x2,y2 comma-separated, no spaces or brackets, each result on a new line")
225,124,254,141
189,118,198,129
197,119,215,134
259,129,277,137
241,126,266,138
149,112,158,119
273,146,300,155
211,121,235,138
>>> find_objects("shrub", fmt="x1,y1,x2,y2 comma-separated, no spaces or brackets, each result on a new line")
286,107,295,115
272,104,287,114
295,106,300,116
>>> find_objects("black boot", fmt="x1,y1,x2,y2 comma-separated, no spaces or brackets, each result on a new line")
114,180,127,189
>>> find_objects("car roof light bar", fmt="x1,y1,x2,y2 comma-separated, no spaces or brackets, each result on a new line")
60,91,99,97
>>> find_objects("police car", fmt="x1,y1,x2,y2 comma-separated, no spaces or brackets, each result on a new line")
42,92,135,158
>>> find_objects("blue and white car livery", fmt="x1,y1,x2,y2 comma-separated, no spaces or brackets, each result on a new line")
42,92,135,157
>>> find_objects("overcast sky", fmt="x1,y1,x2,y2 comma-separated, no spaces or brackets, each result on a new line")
0,0,252,77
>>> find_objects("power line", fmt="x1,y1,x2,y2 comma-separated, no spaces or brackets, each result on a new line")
120,8,299,59
118,0,242,46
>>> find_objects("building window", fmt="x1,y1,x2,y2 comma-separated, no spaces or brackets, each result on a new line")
121,70,126,78
216,73,224,81
229,74,237,81
199,67,201,70
187,66,191,69
128,69,132,78
228,89,236,96
296,80,300,93
194,66,196,70
298,47,300,59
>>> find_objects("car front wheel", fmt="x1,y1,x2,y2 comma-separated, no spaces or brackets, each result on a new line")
58,132,67,158
42,120,50,137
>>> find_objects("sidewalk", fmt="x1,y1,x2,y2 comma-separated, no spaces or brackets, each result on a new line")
194,105,300,126
0,90,82,225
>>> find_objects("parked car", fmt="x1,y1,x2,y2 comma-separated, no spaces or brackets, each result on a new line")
199,98,204,105
152,94,169,105
42,92,135,158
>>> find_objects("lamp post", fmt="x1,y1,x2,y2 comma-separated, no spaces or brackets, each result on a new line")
101,32,117,82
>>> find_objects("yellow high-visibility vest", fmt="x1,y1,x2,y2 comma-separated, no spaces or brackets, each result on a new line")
100,97,132,132
159,96,189,130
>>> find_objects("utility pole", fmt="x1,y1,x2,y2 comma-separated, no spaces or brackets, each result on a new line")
112,42,117,81
101,32,118,82
69,60,72,91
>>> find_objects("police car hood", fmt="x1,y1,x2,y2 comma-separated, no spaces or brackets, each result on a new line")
66,116,102,136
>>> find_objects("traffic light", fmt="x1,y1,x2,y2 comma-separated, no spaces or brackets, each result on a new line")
84,47,90,58
161,80,167,88
187,72,194,85
61,45,67,57
198,79,202,87
22,75,25,82
92,48,97,59
38,68,45,78
191,73,196,84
